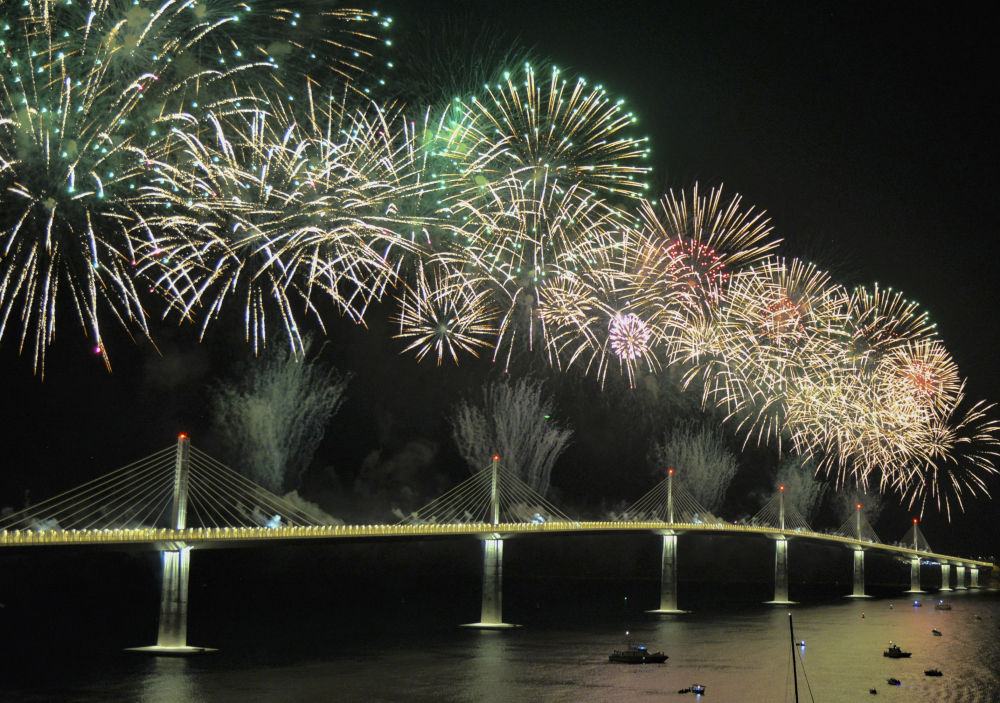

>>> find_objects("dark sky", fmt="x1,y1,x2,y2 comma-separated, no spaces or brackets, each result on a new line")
3,2,998,555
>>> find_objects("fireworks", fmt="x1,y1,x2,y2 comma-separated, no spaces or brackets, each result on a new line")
621,185,780,365
136,91,426,353
437,64,651,207
0,1,995,517
392,257,498,365
691,258,850,447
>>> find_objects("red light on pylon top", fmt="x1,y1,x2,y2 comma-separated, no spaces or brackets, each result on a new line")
178,432,188,440
779,485,785,491
668,468,674,475
492,454,500,461
913,518,918,524
857,503,862,510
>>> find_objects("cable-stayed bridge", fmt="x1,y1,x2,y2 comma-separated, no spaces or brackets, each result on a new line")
0,436,993,652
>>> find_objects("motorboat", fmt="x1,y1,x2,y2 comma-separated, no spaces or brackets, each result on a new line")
608,643,667,664
934,600,952,610
883,642,912,658
678,685,706,694
931,628,942,636
608,633,667,664
924,669,943,677
887,678,901,686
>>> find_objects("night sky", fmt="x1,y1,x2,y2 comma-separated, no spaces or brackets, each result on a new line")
2,2,997,557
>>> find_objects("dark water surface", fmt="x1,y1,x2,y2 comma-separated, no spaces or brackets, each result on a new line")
1,541,997,702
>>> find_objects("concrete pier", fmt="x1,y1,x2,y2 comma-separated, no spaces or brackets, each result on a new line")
905,557,924,593
765,538,795,605
939,562,952,592
647,533,687,614
462,537,519,629
955,564,967,590
846,549,870,598
970,567,980,589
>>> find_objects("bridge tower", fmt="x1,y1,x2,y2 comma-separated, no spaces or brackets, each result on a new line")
463,455,519,629
844,503,872,599
127,433,214,654
764,486,795,605
647,469,687,614
903,518,926,593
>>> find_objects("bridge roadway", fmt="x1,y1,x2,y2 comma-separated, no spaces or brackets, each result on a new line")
0,520,991,569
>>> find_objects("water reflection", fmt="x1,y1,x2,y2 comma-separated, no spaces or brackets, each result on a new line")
139,657,201,703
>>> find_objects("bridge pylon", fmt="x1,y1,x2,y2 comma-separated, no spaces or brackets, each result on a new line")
837,503,880,599
903,518,928,593
760,487,805,605
126,434,216,655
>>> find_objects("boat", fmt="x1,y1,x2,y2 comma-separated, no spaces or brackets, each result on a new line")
678,685,706,694
608,633,667,664
912,600,923,607
931,629,942,636
883,642,912,658
887,678,901,686
924,669,943,677
934,600,952,610
608,644,667,664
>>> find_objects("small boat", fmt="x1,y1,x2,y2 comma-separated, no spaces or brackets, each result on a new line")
935,600,952,610
608,633,667,664
924,669,943,677
931,628,942,636
887,678,901,686
883,643,912,658
869,688,877,695
913,600,923,607
678,685,706,694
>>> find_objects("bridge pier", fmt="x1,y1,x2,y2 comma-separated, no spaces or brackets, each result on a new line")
905,557,924,593
846,549,870,599
970,567,980,589
647,532,687,614
939,562,952,591
955,564,967,590
765,538,795,605
462,537,519,629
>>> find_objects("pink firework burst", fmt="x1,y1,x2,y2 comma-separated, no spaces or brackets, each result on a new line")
609,313,652,360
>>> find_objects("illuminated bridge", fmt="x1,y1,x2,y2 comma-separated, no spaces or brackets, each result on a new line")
0,436,993,654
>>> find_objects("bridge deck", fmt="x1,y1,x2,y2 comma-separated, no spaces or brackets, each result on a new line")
0,521,991,567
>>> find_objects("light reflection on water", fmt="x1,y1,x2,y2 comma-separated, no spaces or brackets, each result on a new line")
5,592,999,702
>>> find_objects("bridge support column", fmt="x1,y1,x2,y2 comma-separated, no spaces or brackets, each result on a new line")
462,538,519,629
157,547,190,648
955,565,967,590
905,557,924,593
765,538,795,605
647,533,687,614
939,563,952,592
970,567,980,589
846,549,870,598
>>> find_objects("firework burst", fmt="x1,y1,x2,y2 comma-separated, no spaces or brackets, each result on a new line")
699,257,850,447
392,257,498,365
437,64,651,207
621,184,779,364
136,91,426,353
0,0,217,372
